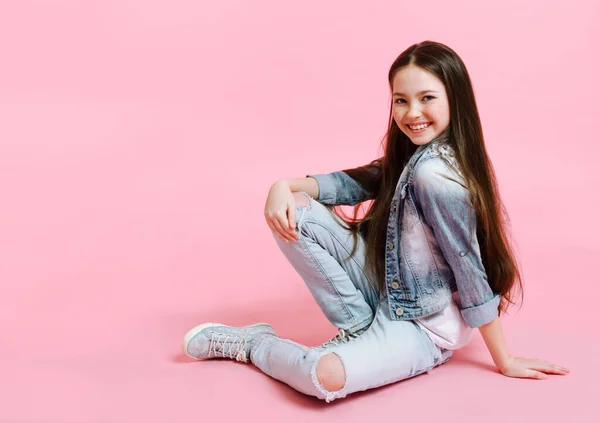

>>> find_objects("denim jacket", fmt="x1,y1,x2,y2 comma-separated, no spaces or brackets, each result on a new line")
307,135,500,328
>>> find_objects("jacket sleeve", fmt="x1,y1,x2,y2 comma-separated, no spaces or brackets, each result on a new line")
306,159,382,206
412,158,500,328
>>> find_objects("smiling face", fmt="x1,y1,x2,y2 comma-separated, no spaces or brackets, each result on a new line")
392,64,451,146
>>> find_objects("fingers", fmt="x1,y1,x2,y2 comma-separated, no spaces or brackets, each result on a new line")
502,357,570,380
530,360,570,375
279,208,299,241
273,216,296,243
265,218,281,241
265,208,298,243
506,368,547,380
265,212,290,243
288,203,297,232
515,360,570,379
526,369,548,380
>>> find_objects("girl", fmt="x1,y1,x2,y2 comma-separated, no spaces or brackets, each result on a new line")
181,41,569,402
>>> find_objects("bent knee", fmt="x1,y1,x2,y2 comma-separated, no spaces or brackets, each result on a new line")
292,192,311,208
316,353,346,392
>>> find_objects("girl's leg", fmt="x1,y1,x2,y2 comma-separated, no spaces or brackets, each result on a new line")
250,299,452,402
184,193,449,402
272,192,378,335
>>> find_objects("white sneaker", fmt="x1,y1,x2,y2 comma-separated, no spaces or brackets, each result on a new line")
182,323,277,363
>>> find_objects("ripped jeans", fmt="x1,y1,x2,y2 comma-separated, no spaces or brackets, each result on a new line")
250,192,452,402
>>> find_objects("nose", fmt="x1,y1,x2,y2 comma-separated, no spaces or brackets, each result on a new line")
406,102,422,119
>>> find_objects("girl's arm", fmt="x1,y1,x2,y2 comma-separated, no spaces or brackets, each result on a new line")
303,159,382,206
413,159,570,378
281,177,320,199
412,159,500,328
479,316,570,379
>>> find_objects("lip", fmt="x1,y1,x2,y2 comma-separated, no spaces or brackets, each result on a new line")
405,122,432,133
406,122,431,126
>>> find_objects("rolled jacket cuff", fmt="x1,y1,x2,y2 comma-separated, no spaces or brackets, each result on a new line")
306,173,337,204
460,294,501,328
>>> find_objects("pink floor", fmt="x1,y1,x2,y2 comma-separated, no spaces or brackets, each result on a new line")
1,1,599,422
1,256,598,422
2,185,598,422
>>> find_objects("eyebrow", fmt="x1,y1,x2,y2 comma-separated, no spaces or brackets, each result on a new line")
392,90,438,97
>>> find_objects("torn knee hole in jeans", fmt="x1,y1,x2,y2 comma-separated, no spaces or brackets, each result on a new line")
311,352,347,402
293,191,312,209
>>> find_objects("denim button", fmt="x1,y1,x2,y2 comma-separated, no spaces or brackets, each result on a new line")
387,241,393,250
391,204,397,211
395,308,404,316
391,281,400,289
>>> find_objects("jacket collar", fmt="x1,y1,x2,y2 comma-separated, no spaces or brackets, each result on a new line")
414,128,450,157
406,128,450,170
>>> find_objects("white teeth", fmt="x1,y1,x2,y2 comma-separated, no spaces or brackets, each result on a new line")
408,123,431,130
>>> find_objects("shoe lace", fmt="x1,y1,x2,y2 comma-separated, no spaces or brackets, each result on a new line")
208,332,249,362
321,327,363,348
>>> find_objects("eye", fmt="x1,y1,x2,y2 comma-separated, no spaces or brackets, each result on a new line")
394,98,407,104
423,95,435,101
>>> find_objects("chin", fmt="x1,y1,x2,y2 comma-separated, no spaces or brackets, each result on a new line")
409,137,434,146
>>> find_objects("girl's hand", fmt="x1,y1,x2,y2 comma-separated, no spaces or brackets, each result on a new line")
264,180,299,243
498,356,570,380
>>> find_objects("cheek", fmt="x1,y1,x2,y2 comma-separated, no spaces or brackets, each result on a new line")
392,108,404,126
441,111,450,126
430,107,450,125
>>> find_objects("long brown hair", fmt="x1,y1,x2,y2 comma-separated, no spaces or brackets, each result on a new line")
335,41,522,315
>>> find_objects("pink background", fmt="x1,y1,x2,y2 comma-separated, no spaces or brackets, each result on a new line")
1,0,598,421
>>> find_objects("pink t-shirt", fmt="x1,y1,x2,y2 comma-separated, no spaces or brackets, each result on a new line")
415,292,473,350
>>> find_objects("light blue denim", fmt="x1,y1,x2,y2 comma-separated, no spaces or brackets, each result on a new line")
250,193,451,402
307,132,500,328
